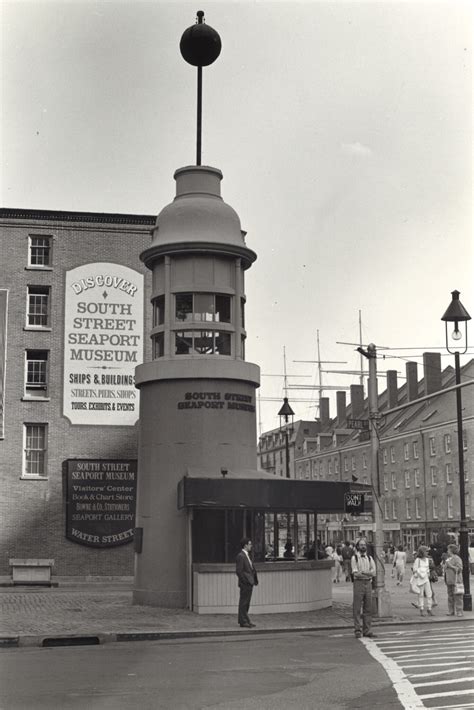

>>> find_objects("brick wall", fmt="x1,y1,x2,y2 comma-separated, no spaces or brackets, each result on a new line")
0,211,154,576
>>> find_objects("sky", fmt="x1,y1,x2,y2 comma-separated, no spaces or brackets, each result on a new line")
2,0,473,436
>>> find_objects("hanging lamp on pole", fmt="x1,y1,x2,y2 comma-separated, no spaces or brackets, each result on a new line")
278,397,295,479
441,289,472,612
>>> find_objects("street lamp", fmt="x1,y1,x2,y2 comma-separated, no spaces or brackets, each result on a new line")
441,289,472,611
278,397,295,478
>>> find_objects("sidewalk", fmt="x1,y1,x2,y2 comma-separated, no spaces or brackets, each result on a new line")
1,566,472,648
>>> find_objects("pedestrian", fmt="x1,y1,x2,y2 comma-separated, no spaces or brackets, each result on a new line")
351,538,376,638
235,537,258,628
412,545,434,616
392,545,407,585
469,542,474,575
341,541,353,582
444,543,463,617
331,545,343,583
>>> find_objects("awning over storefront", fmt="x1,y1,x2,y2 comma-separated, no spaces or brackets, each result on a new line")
177,476,372,513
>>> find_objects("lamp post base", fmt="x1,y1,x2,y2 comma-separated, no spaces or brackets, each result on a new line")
373,587,392,619
463,593,472,612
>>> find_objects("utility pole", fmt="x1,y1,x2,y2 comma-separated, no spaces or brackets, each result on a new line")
358,343,392,618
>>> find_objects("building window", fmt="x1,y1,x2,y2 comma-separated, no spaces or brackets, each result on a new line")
383,449,388,465
23,424,47,477
405,499,411,520
404,470,411,488
29,235,51,267
384,500,389,520
344,457,348,472
175,293,231,323
391,472,397,490
432,497,438,519
334,458,339,474
414,468,420,487
444,433,451,454
446,463,452,484
430,466,437,486
25,350,49,397
328,460,333,475
362,453,367,469
413,441,419,459
391,500,397,519
404,443,409,461
415,498,421,519
447,494,453,519
383,474,388,491
27,286,50,327
175,331,231,356
429,437,436,456
153,295,165,326
152,333,164,359
463,430,467,451
390,446,395,463
351,456,356,471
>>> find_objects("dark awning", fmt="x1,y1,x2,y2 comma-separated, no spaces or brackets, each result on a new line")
178,477,372,513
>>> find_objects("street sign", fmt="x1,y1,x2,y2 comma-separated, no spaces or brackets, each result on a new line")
347,418,369,430
344,491,365,515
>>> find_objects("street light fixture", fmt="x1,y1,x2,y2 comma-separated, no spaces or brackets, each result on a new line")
278,397,295,479
441,289,472,612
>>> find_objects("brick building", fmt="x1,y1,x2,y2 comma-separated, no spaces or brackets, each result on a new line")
0,208,154,578
258,354,474,549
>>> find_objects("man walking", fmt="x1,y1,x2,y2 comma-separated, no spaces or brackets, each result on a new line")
351,538,376,638
341,541,353,582
236,537,258,628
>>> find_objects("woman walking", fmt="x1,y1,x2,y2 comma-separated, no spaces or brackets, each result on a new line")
412,545,434,616
444,544,463,617
393,545,407,585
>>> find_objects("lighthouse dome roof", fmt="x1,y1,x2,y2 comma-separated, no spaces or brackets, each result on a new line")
152,165,247,248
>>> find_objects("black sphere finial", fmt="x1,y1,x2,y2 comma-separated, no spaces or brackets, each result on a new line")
180,11,222,67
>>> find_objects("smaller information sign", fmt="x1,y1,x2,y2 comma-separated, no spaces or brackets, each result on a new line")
66,459,137,548
344,491,365,515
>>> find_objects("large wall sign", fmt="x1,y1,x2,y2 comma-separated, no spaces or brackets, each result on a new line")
63,263,144,425
66,459,137,547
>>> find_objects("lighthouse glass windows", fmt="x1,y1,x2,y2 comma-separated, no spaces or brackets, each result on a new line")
173,293,232,357
175,293,231,323
175,331,231,356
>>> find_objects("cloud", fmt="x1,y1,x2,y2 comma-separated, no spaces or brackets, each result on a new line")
340,142,373,157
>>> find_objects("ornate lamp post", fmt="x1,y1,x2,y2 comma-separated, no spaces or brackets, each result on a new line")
441,289,472,611
278,397,295,479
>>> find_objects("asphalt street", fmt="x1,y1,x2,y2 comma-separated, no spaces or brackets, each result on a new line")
0,625,436,710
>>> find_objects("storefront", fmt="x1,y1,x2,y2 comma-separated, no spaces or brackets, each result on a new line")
178,474,371,612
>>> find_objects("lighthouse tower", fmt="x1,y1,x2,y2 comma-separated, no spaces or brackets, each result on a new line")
133,15,260,607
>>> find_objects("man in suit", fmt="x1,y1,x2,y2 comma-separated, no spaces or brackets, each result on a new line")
236,537,258,628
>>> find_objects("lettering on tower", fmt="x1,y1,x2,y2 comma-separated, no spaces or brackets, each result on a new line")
63,263,144,425
177,391,256,413
66,459,137,547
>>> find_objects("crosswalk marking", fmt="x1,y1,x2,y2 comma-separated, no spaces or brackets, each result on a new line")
362,625,474,709
409,667,472,677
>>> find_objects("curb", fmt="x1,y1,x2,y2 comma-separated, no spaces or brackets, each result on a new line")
1,616,472,649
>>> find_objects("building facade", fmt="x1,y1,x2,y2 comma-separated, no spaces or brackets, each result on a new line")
258,354,474,549
0,208,154,577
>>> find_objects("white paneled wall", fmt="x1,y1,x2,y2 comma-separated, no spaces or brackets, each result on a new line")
193,565,332,614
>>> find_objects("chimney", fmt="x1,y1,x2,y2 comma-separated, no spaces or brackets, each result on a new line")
406,361,419,401
423,352,442,395
320,397,330,426
336,390,346,427
386,370,398,409
350,384,364,418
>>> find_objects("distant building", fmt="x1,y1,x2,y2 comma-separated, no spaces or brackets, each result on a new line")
0,208,154,577
258,354,474,549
